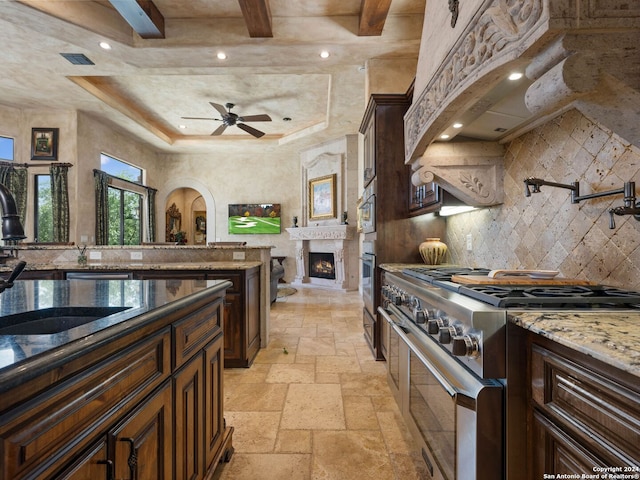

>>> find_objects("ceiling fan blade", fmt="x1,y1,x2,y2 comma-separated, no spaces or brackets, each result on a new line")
181,116,218,120
209,102,228,116
237,123,265,138
211,124,227,136
238,114,272,122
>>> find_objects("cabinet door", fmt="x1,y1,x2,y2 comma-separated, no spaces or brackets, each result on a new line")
222,292,243,365
362,115,375,186
245,268,260,363
110,381,173,480
204,334,225,471
55,438,111,480
408,182,439,216
174,353,204,480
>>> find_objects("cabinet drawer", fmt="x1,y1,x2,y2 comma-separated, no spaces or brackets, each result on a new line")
530,342,640,466
174,296,224,368
0,329,170,480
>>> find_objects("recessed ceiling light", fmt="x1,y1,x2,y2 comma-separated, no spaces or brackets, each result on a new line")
320,50,330,59
179,125,187,129
440,134,450,139
508,72,523,81
217,52,227,60
452,123,463,129
99,42,111,50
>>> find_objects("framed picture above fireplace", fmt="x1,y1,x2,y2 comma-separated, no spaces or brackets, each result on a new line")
309,174,336,220
228,203,281,234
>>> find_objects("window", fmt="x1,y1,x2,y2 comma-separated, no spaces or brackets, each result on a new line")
34,174,53,242
0,136,14,161
101,154,142,183
101,153,145,245
108,186,142,245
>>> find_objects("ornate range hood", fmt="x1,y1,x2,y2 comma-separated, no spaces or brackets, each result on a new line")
404,0,640,207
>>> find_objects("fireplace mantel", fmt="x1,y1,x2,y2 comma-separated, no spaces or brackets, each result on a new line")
286,225,356,241
286,225,358,291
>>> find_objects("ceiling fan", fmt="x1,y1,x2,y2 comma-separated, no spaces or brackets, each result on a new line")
182,102,272,138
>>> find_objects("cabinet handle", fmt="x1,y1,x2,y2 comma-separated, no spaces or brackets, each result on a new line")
97,459,114,480
119,437,138,480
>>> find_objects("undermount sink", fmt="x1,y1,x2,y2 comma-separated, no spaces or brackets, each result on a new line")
0,306,131,335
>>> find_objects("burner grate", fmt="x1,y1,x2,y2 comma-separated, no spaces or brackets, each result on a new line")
458,284,640,308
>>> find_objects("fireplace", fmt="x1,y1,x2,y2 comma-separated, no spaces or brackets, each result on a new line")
285,225,358,291
309,252,335,279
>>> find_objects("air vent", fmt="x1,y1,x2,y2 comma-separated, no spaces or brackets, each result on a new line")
60,53,95,65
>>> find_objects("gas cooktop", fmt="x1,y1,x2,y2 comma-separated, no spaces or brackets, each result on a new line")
402,266,640,310
458,284,640,309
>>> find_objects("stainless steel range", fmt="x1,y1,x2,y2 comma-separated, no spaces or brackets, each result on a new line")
379,266,640,480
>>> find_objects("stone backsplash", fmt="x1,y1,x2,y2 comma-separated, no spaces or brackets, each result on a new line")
446,109,640,289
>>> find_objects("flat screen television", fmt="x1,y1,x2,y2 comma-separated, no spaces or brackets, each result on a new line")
228,203,281,234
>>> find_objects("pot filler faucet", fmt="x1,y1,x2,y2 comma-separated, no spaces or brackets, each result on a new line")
0,183,26,261
524,178,640,229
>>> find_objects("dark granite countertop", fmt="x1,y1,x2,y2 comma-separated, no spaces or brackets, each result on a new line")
0,279,231,391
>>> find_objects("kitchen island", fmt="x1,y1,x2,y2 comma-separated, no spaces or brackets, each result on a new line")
0,278,234,480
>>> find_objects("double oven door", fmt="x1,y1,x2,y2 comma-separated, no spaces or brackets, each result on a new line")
379,304,503,480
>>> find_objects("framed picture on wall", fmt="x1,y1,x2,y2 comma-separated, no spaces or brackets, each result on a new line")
31,128,59,160
309,174,337,220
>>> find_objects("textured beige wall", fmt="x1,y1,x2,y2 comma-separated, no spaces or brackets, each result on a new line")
445,109,640,289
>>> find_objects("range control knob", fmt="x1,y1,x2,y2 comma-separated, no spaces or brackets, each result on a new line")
452,335,480,357
427,317,449,334
438,325,461,344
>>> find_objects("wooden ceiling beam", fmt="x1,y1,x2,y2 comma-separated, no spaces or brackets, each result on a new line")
358,0,392,36
238,0,273,38
108,0,165,39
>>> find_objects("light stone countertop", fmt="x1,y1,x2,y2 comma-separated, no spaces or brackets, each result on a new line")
1,261,262,272
508,311,640,378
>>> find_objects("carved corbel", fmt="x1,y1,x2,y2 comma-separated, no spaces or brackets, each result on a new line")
412,141,505,207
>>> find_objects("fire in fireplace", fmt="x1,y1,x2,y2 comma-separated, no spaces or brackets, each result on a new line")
309,252,336,279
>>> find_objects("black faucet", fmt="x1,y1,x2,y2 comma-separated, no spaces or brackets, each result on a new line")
523,178,640,229
0,260,26,293
0,183,26,241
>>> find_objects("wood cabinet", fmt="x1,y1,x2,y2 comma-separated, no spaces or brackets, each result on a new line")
0,289,233,480
359,93,413,360
507,324,640,479
208,267,260,368
408,181,440,216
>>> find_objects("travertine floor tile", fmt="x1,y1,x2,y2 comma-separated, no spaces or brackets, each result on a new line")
312,430,395,479
224,411,281,453
297,336,336,356
281,383,345,430
225,383,288,411
343,395,379,430
275,430,312,453
213,453,310,480
266,363,315,384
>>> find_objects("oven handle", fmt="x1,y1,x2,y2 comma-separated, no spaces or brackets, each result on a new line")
379,305,457,399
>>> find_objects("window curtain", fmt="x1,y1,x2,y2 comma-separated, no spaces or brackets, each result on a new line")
50,163,70,242
94,169,110,245
147,187,157,242
0,164,28,225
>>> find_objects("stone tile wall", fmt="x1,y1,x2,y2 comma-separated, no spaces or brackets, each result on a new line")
445,109,640,289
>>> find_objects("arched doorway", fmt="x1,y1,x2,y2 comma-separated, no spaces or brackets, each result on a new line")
160,179,216,245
